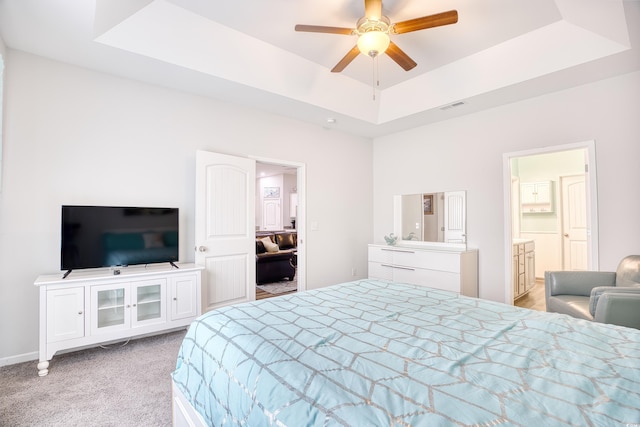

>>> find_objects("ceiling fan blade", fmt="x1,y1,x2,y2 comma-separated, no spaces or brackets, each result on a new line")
392,10,458,34
386,41,417,71
331,46,361,73
295,24,354,35
364,0,383,19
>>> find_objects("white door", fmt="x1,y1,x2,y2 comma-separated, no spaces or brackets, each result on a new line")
196,150,256,312
561,175,588,271
444,191,466,243
262,199,282,230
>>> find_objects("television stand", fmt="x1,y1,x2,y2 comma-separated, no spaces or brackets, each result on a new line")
62,269,72,279
170,261,179,269
34,263,203,376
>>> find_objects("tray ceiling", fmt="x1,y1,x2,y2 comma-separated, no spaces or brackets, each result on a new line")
0,0,638,137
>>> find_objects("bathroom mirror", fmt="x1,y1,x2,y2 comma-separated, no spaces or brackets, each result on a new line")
393,191,467,249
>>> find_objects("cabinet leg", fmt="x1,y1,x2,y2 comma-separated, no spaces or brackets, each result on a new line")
37,360,49,377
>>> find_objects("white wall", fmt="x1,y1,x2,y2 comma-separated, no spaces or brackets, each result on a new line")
0,51,373,363
373,71,640,302
0,35,6,189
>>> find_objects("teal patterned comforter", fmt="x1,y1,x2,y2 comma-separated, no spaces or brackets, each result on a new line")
172,280,640,426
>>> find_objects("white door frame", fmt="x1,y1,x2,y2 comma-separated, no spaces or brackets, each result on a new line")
252,156,306,293
502,141,599,304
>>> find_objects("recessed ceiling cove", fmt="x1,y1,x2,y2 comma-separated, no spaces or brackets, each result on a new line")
2,0,635,137
94,0,631,126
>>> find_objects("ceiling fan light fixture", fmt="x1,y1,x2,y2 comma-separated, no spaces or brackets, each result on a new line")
295,5,458,73
357,30,390,57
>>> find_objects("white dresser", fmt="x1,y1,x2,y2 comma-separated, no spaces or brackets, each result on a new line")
368,244,478,297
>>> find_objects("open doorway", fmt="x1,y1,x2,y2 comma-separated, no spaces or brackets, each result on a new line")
255,160,305,299
503,141,599,309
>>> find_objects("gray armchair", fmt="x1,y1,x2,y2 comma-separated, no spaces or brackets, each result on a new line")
545,255,640,329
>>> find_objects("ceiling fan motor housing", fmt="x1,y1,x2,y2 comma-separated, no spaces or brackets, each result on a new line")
356,15,391,34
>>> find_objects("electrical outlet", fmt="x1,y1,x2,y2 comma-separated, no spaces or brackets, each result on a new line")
351,268,357,277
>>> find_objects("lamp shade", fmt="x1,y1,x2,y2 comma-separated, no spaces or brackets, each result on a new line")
357,31,390,57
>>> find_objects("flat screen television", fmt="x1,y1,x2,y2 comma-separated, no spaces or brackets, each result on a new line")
61,205,179,276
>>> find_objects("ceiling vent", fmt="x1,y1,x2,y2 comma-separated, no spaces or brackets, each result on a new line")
440,101,466,111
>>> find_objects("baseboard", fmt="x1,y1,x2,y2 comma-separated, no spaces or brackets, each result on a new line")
0,351,38,367
1,329,189,369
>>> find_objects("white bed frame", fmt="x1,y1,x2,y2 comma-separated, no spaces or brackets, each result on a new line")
172,382,207,427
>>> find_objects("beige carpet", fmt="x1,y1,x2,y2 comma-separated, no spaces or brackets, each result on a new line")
0,329,186,426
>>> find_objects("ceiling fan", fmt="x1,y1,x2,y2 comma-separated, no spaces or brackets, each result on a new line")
295,0,458,73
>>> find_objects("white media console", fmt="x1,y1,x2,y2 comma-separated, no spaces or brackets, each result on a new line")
34,263,203,376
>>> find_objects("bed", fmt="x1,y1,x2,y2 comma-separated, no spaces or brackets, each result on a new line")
171,280,640,426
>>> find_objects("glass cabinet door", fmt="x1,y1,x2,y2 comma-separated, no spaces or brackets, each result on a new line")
91,284,130,334
132,279,166,327
90,279,166,334
97,288,125,327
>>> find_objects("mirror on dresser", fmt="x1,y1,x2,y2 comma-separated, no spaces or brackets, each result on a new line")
393,191,467,249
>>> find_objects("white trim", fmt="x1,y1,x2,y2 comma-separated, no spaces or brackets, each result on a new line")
0,351,39,367
502,141,599,305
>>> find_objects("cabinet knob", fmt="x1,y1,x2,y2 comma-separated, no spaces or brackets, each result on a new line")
173,297,177,301
196,246,207,252
78,311,83,315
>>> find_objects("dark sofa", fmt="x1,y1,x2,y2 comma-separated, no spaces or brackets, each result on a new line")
256,231,297,284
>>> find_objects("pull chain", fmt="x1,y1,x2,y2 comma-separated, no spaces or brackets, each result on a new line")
372,56,376,101
376,54,380,89
372,55,381,101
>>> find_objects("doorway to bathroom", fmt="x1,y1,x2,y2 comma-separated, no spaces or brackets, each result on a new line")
503,141,600,309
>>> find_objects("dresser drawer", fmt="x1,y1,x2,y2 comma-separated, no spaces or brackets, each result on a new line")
368,262,394,281
393,249,461,273
369,245,461,273
368,246,394,263
393,267,460,292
